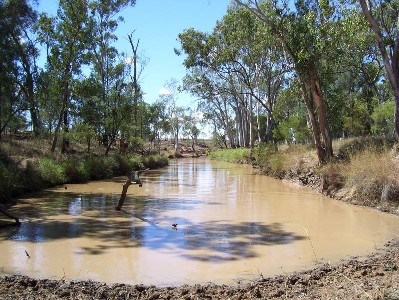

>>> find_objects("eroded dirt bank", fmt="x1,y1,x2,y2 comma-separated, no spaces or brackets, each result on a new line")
0,238,398,299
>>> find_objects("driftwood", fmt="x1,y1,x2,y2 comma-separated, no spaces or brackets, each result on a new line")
116,169,149,211
0,205,21,227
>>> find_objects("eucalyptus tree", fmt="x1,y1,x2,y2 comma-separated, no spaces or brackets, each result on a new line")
72,75,102,152
86,0,137,151
215,7,288,144
183,70,237,147
127,30,147,133
320,5,384,138
178,6,288,148
37,0,91,153
158,79,186,152
148,100,169,154
358,0,399,137
101,60,136,155
0,0,38,139
177,27,246,148
234,0,340,163
182,108,201,150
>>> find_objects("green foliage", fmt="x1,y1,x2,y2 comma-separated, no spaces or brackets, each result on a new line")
128,137,144,153
211,132,226,149
62,159,90,183
372,101,395,136
209,148,251,163
37,158,67,186
142,155,169,169
0,162,24,197
253,143,286,177
114,154,144,175
342,99,370,136
24,158,67,191
82,156,118,180
253,142,278,166
273,116,311,143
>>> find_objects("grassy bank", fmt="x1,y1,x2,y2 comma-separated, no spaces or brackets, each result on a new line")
210,137,399,214
0,138,169,203
209,148,252,163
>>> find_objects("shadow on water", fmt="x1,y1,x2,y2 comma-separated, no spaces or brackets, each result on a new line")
0,191,304,263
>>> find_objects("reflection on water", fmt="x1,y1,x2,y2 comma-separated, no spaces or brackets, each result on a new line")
1,158,399,286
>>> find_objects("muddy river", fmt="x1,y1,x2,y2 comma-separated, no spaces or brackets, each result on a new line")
1,158,399,286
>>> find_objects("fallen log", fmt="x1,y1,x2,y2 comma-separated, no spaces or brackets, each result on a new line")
0,205,21,226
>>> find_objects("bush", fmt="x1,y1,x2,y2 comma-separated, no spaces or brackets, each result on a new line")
63,159,90,183
254,142,278,166
319,162,345,195
142,155,169,169
23,158,67,191
37,158,67,186
83,156,118,180
128,137,144,153
0,162,24,199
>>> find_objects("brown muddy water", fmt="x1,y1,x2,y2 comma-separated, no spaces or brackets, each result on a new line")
1,158,399,286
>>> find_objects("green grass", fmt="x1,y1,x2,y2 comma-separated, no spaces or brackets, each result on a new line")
209,148,252,163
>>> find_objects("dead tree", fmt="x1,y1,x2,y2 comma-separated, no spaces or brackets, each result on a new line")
116,169,149,211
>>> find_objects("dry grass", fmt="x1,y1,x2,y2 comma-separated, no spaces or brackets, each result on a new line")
343,150,399,205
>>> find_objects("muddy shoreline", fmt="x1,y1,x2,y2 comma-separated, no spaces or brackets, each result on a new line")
1,166,398,299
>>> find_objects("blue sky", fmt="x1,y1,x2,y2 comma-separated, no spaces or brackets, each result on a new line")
37,0,232,106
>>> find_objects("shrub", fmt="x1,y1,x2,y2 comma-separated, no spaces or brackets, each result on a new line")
37,158,67,186
23,158,67,191
167,150,183,159
63,159,90,183
0,162,24,199
142,155,169,169
83,156,118,180
128,137,144,153
319,162,345,195
254,142,278,166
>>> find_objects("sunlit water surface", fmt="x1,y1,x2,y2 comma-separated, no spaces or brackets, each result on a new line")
1,158,399,286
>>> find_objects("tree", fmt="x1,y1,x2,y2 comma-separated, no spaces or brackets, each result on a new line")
37,0,91,153
358,0,399,138
0,0,38,139
159,79,185,152
234,0,336,163
127,30,147,133
86,0,137,154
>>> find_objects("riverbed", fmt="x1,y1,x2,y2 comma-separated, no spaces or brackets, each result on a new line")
1,158,399,286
